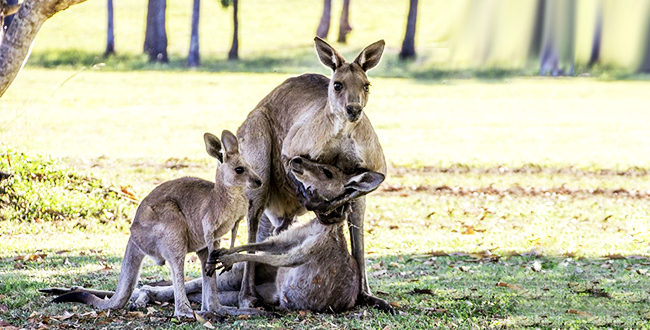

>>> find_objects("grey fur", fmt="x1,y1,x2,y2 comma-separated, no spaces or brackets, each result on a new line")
235,37,391,312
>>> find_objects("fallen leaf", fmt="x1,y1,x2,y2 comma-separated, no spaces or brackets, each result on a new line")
203,321,216,329
389,262,403,269
459,266,471,272
532,261,542,272
298,310,309,317
430,251,449,257
127,311,145,318
370,270,387,277
194,311,207,323
55,250,70,255
0,305,7,312
371,263,382,270
496,282,524,290
237,315,250,320
389,302,402,310
566,309,594,317
120,186,139,201
54,311,75,321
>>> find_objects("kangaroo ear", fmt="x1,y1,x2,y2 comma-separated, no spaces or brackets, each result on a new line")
345,171,385,193
221,130,239,158
314,37,345,71
353,39,385,72
204,133,223,163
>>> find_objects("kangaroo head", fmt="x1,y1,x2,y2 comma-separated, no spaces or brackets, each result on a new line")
204,130,262,190
314,37,385,123
289,156,384,201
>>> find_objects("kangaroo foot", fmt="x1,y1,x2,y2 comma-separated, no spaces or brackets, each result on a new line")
358,292,396,315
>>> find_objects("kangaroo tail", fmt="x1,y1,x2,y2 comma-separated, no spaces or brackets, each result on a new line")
53,238,145,310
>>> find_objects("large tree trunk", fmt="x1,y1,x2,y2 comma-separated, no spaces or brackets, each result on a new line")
187,0,200,67
1,0,20,44
539,0,575,76
143,0,168,63
0,0,89,98
399,0,418,60
104,0,115,56
227,0,238,60
316,0,330,39
337,0,351,43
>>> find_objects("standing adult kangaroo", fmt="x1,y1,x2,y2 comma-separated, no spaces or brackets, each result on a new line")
236,37,392,313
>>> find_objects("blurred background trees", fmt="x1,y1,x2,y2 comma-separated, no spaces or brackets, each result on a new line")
3,0,650,75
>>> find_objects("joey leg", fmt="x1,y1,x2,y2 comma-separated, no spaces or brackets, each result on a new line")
239,197,264,308
348,197,396,315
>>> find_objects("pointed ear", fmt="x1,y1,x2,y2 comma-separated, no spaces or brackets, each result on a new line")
345,171,385,193
314,37,345,71
203,132,223,163
221,130,239,159
353,39,385,72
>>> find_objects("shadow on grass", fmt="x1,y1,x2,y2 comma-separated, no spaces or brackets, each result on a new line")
27,49,640,83
2,251,649,329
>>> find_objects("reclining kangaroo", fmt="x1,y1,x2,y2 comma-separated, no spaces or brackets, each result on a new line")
236,37,391,312
209,156,385,312
53,131,265,318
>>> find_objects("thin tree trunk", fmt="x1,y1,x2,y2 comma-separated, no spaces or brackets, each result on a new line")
0,0,89,98
187,0,200,67
539,0,575,76
399,0,418,60
104,0,115,56
227,0,238,60
587,1,602,68
639,11,650,72
143,0,168,63
529,0,545,59
337,0,351,43
316,0,331,39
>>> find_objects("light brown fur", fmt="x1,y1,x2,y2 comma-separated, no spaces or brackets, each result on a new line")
53,131,265,318
236,37,392,312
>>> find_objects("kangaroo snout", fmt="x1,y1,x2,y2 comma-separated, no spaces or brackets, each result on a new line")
345,104,363,122
249,177,263,189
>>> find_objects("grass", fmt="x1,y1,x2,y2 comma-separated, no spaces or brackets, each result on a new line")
2,72,650,327
1,0,650,328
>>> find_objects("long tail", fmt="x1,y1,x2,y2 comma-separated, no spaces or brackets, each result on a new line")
53,238,145,309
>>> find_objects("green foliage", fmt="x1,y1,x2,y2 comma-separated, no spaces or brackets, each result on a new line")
0,147,133,229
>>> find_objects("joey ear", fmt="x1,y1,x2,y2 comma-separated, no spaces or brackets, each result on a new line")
314,37,345,71
353,39,385,72
204,133,223,163
345,171,385,193
221,130,239,158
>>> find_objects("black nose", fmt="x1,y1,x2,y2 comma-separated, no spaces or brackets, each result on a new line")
254,179,262,187
346,105,362,120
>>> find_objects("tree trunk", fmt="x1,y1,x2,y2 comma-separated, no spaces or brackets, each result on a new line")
539,0,575,76
587,1,602,68
529,0,545,59
337,0,351,43
399,0,418,60
143,0,168,63
0,0,89,98
187,0,200,66
640,12,650,72
316,0,330,39
104,0,115,56
1,0,20,44
227,0,238,60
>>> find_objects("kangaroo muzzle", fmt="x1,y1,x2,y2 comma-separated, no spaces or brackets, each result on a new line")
345,104,363,122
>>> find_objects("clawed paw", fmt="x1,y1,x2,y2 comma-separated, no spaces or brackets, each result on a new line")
205,249,234,277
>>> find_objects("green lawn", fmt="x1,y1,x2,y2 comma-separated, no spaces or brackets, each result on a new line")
2,0,650,328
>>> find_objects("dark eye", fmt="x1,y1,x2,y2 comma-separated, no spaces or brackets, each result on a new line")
235,167,245,174
333,82,343,91
363,84,370,92
322,168,333,179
